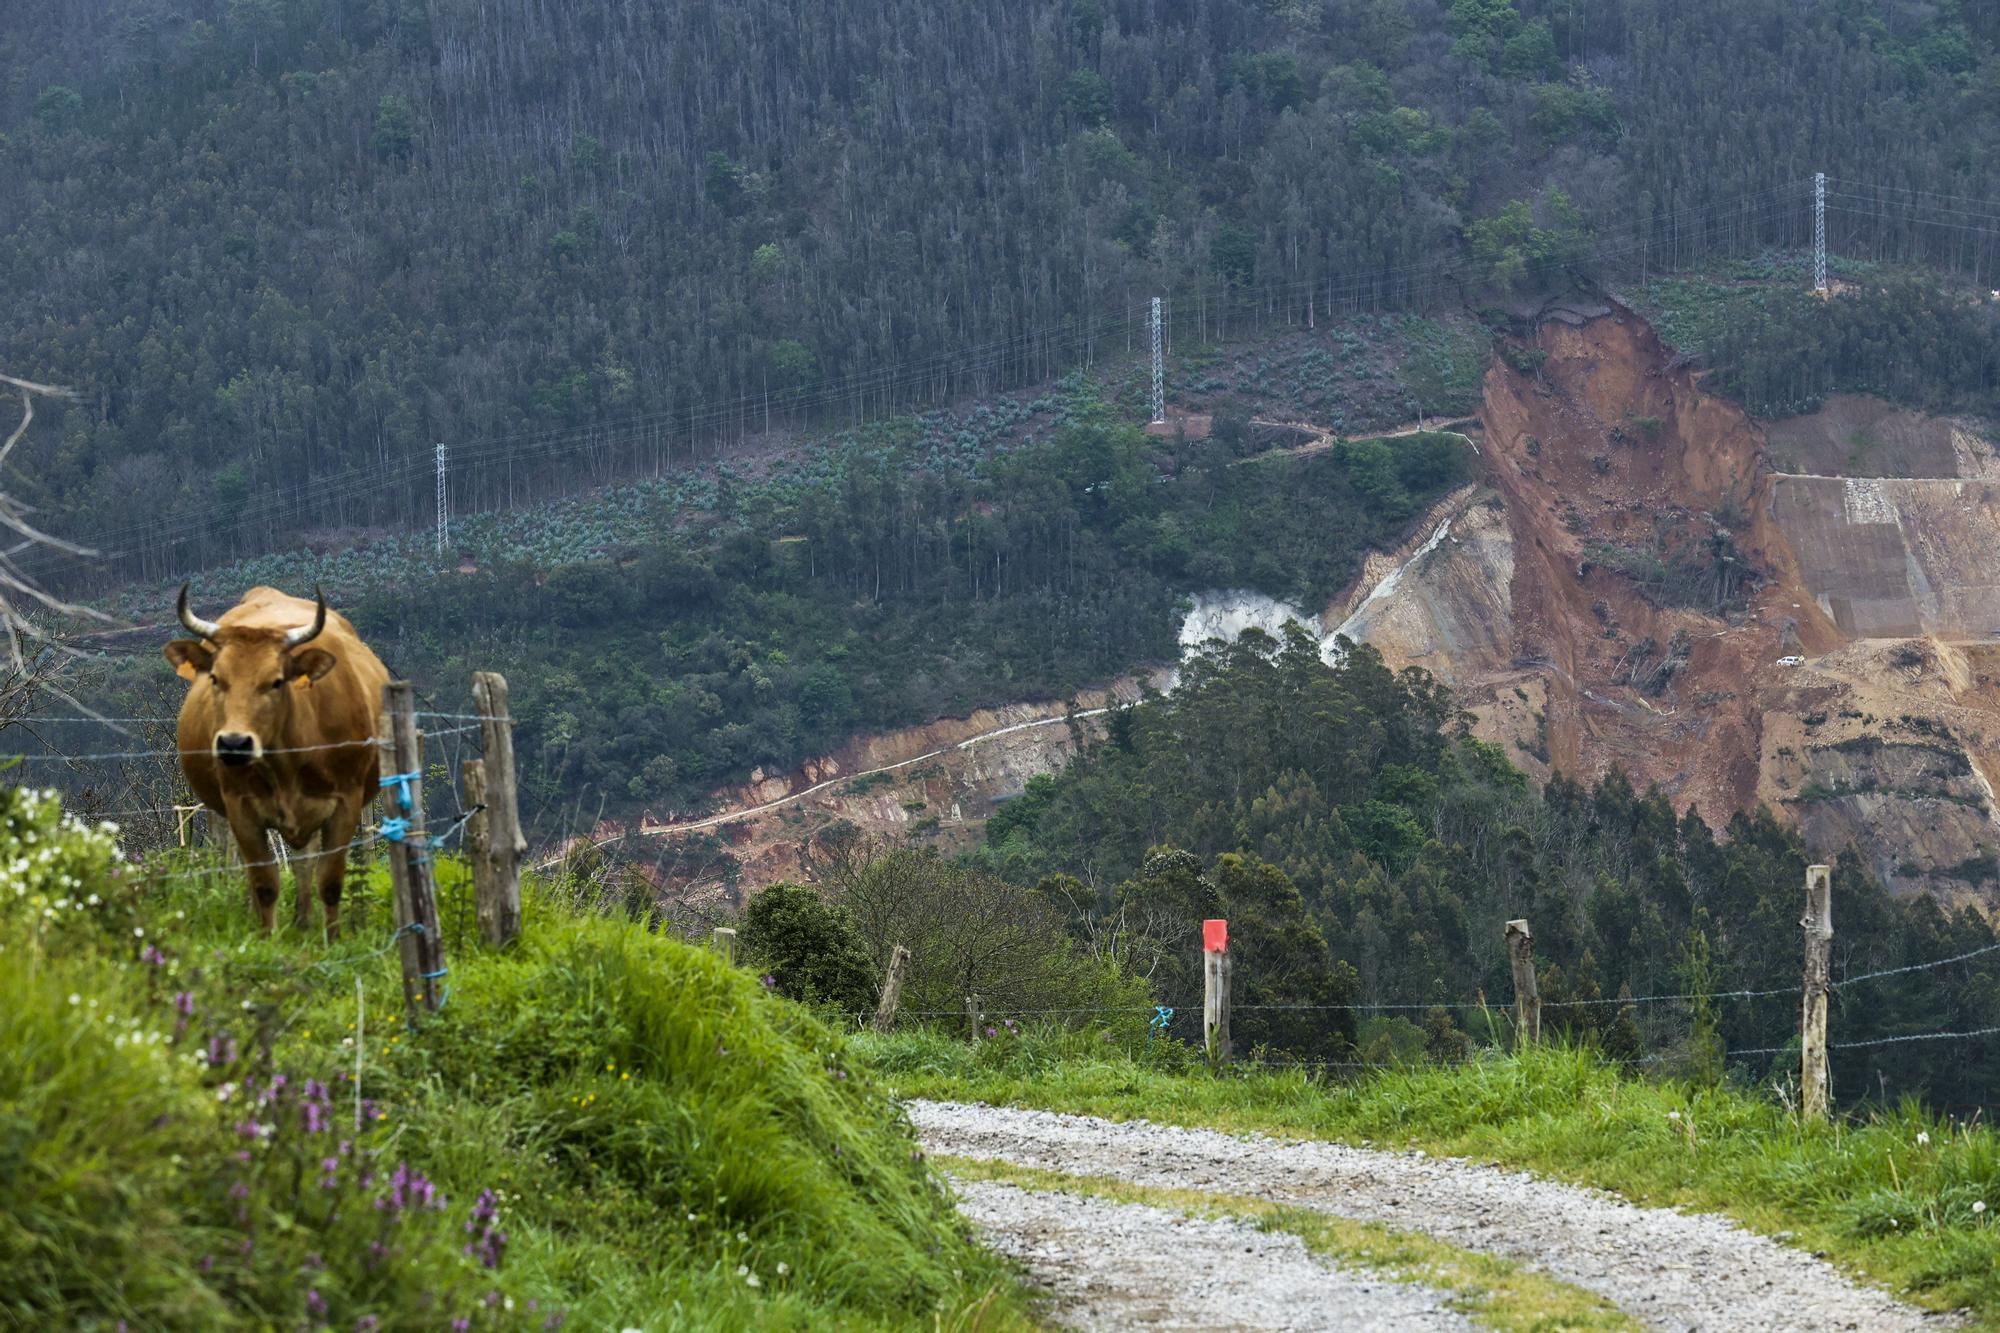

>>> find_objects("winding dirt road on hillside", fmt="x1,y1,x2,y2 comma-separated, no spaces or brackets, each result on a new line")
953,1178,1478,1331
911,1101,1956,1332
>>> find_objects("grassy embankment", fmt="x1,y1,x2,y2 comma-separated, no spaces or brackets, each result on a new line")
0,786,1027,1332
858,1026,2000,1324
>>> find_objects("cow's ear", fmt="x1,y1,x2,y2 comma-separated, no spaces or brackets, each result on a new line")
286,647,337,685
164,639,214,681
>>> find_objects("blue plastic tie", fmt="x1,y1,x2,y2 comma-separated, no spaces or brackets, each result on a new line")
1151,1005,1174,1030
380,816,412,843
380,770,419,813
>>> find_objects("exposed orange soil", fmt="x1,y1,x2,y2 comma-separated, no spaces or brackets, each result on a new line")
1475,308,1839,819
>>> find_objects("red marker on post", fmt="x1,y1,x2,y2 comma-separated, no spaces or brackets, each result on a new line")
1202,918,1231,1062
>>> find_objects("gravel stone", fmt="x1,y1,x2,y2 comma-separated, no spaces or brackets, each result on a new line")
950,1176,1477,1331
911,1100,1960,1332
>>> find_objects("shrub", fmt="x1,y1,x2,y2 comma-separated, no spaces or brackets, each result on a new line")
830,848,1151,1021
738,882,878,1013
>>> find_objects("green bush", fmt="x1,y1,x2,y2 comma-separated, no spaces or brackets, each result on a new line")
739,882,879,1014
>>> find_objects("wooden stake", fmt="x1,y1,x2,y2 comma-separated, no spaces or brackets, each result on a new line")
471,672,523,946
711,926,737,964
461,758,494,938
1802,864,1833,1120
1506,918,1539,1046
1203,918,1232,1064
965,993,981,1044
381,683,446,1015
873,943,911,1033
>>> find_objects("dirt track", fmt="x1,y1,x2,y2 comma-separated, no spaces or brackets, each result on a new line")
913,1100,1955,1332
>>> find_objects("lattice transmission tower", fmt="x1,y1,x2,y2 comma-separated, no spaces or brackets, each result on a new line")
1150,296,1165,424
435,443,448,556
1814,172,1828,297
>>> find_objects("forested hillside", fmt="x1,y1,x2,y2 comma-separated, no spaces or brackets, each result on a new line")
982,628,2000,1109
77,396,1467,822
5,0,2000,580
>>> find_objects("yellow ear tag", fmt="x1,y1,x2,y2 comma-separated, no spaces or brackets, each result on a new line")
290,674,313,690
176,661,199,681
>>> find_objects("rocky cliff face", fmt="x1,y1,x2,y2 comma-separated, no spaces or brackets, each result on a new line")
1328,304,2000,907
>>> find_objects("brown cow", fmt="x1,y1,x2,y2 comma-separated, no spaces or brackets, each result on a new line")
166,585,390,936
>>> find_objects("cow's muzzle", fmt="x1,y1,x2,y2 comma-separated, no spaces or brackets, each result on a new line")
214,733,261,767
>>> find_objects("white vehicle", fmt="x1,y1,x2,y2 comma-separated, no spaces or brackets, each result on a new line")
1775,655,1805,667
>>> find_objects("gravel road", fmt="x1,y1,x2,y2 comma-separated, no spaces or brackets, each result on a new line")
912,1100,1957,1332
951,1177,1477,1331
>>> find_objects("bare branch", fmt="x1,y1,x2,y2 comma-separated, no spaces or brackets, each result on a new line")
0,371,115,735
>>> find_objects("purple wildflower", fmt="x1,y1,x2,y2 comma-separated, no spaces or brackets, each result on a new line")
544,1315,566,1330
984,1026,997,1038
759,973,776,990
356,1318,380,1332
306,1289,326,1316
452,1321,471,1332
140,944,166,967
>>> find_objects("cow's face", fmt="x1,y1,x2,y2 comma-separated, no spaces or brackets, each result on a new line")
166,587,336,768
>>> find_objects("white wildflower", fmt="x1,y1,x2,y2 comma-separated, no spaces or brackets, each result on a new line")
1975,1201,1988,1215
132,926,144,938
1916,1131,1931,1147
776,1262,789,1276
67,993,80,1006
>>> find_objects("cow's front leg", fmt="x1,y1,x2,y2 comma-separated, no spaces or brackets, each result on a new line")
229,817,282,933
313,800,365,941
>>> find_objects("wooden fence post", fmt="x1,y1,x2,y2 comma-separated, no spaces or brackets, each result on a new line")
1802,864,1833,1120
1203,917,1231,1064
461,758,493,931
1506,918,1539,1046
471,672,524,946
711,926,737,964
381,682,446,1015
965,993,981,1044
873,943,911,1033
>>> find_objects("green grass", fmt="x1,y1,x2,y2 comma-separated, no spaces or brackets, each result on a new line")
857,1027,2000,1324
0,787,1032,1332
938,1155,1637,1332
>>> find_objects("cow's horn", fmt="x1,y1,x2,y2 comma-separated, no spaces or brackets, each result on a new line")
283,586,328,649
176,583,222,640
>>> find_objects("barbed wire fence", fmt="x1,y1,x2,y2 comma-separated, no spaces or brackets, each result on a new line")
852,864,2000,1113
